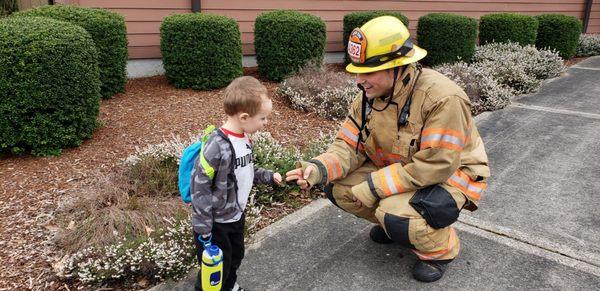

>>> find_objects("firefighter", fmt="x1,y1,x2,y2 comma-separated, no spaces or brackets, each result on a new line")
286,16,490,282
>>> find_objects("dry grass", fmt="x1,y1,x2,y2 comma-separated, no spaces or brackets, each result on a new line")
127,155,179,198
55,168,189,253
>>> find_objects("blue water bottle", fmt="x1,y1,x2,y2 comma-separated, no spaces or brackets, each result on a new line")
199,235,223,291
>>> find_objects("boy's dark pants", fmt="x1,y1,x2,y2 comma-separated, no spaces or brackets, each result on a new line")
193,214,245,291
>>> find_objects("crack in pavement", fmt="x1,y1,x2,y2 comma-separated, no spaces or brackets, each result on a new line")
512,102,600,120
457,215,600,277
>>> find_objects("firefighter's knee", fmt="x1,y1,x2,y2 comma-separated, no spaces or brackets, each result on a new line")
383,213,415,249
330,182,377,223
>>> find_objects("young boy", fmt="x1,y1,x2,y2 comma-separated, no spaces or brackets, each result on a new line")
191,76,282,291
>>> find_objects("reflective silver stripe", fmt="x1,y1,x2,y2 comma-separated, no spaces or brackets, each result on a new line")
467,183,484,194
450,174,469,188
383,167,398,194
451,173,484,194
421,133,464,148
341,127,358,142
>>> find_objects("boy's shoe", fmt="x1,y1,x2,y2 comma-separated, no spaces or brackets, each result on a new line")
369,225,394,244
412,259,452,282
231,282,246,291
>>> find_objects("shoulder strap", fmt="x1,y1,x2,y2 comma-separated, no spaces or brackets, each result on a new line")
199,125,217,179
398,64,423,129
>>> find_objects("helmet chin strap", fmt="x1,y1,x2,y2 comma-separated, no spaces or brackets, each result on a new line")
370,66,402,112
350,66,404,153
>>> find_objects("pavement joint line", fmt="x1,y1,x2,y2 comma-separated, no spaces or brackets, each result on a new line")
457,216,600,277
250,199,600,271
246,198,331,251
512,102,600,120
570,66,600,71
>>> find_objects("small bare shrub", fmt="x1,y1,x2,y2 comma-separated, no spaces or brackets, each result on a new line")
278,65,358,120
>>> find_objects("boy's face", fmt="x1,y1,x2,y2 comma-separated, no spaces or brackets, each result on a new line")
240,97,272,134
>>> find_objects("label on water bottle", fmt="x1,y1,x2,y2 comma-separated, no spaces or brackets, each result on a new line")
210,272,221,286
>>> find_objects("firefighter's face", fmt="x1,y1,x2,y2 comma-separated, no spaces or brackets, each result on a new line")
355,69,394,99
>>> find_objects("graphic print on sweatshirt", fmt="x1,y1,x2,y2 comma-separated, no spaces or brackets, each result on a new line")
221,128,254,222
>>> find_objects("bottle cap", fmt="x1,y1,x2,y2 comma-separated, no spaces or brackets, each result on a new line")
207,245,220,257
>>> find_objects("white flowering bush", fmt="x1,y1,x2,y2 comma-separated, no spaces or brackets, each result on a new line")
436,42,566,114
302,130,337,160
472,42,565,94
576,34,600,57
435,61,513,114
58,130,339,287
251,131,301,174
435,62,513,114
124,133,196,166
60,216,196,285
278,65,358,120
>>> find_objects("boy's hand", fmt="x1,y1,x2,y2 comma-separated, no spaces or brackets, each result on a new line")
273,172,283,185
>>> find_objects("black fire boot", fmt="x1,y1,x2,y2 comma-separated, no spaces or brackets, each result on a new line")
413,259,453,282
369,225,394,244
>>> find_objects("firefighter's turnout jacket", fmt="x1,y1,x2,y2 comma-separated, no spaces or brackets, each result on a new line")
301,63,490,260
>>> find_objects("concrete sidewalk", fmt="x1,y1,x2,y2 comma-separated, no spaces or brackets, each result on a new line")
154,57,600,290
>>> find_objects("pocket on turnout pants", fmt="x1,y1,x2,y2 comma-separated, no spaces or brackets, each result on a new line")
409,185,460,229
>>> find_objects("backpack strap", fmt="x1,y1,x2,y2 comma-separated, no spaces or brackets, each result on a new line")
199,125,216,179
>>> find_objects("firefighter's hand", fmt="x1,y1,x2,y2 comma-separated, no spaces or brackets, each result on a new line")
286,167,313,190
351,181,378,208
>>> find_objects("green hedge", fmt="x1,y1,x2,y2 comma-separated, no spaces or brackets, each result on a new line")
479,13,538,46
343,11,409,64
417,13,478,66
14,5,127,99
535,14,582,59
160,13,242,90
254,10,326,82
0,17,101,156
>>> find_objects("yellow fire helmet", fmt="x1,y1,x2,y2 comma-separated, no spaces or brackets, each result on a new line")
346,16,427,74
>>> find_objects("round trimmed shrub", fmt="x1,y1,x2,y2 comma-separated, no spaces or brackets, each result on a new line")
0,17,101,156
255,10,326,82
479,13,538,46
160,13,242,90
343,11,409,64
14,5,127,99
535,14,582,59
417,13,477,66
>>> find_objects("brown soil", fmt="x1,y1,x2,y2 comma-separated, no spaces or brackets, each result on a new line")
564,56,589,67
0,70,337,290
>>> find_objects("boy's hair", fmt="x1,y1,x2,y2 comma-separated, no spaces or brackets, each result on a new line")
223,76,268,116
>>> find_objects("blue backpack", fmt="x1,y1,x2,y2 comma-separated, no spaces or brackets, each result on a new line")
178,125,216,203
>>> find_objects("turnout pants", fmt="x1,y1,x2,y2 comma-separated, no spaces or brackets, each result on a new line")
326,162,465,261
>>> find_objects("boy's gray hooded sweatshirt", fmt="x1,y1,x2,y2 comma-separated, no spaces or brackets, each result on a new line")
191,129,274,235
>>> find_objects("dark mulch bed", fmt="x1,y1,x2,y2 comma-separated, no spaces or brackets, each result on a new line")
0,69,337,290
